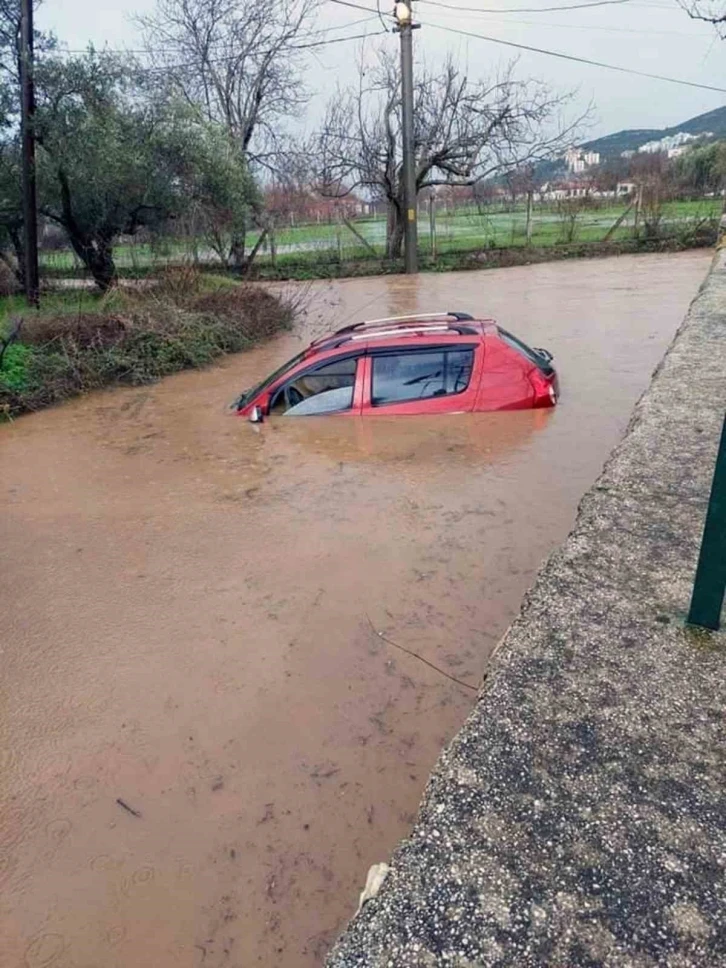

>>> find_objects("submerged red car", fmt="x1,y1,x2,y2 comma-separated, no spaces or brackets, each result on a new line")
233,312,558,420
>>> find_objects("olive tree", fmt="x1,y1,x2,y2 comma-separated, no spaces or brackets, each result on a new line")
0,0,55,80
186,133,260,268
675,140,726,195
34,52,256,289
314,49,585,259
0,137,24,287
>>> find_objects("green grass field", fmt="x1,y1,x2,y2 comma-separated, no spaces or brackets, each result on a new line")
37,199,722,277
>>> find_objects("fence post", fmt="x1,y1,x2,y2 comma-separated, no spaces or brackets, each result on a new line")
525,191,533,246
634,185,642,236
687,412,726,630
269,226,277,268
602,201,634,243
429,195,437,261
343,218,377,256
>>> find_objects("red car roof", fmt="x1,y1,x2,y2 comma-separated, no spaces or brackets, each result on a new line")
307,313,499,357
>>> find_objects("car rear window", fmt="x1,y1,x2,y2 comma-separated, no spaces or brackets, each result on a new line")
497,328,554,376
372,348,474,406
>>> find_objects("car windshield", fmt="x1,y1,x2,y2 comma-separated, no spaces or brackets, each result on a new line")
234,349,308,409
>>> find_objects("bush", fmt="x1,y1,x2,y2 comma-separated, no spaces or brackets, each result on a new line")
0,342,31,390
0,276,297,417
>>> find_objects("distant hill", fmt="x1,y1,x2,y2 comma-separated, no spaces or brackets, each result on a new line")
582,104,726,158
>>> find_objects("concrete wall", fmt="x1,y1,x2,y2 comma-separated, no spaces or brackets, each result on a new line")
328,249,726,967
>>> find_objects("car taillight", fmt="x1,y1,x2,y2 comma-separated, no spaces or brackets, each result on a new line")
531,370,556,408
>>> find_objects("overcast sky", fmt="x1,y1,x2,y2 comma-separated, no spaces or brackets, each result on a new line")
39,0,726,140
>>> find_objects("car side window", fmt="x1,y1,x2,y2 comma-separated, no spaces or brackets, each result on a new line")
270,356,358,416
371,349,474,406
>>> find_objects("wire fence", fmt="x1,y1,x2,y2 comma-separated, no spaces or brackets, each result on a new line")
38,198,722,283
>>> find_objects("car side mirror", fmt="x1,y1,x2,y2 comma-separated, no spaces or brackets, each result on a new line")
249,405,264,424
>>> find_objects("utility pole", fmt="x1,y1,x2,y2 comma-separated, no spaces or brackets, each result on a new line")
20,0,39,307
394,0,418,274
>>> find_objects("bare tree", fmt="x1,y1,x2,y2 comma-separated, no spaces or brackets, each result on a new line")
314,49,586,259
555,195,593,243
472,180,499,215
677,0,726,34
504,164,536,208
138,0,317,265
629,151,673,238
140,0,315,164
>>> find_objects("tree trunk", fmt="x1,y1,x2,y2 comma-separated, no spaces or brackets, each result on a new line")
386,203,396,258
67,233,117,291
88,243,117,292
241,227,269,278
6,226,26,289
386,200,404,260
230,223,247,269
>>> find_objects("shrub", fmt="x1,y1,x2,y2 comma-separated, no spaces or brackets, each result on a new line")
0,278,297,417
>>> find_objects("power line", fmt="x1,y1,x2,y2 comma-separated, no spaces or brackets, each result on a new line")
327,0,390,15
45,26,388,64
55,15,383,55
376,0,392,32
423,19,726,93
311,13,382,32
294,27,388,48
426,13,709,36
419,0,634,13
413,5,707,34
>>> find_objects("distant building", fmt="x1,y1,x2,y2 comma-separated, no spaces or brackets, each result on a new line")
616,181,637,197
540,180,594,201
263,187,368,224
539,179,631,201
638,130,712,155
565,147,600,174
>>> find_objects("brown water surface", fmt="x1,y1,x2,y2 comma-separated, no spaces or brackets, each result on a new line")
0,252,709,968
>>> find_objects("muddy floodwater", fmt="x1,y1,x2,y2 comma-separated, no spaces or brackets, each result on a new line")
0,251,709,968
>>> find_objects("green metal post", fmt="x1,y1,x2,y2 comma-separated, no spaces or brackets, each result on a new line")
687,412,726,630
